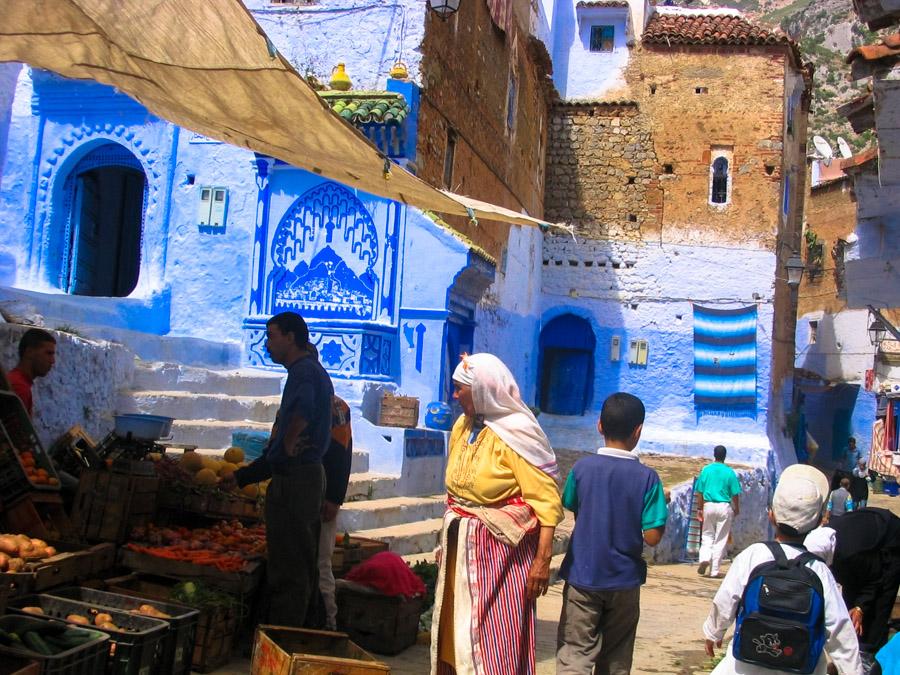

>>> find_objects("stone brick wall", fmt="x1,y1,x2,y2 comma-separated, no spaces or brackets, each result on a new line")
544,103,661,242
417,0,552,257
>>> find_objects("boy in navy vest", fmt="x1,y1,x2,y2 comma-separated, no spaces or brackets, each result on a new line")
556,392,668,674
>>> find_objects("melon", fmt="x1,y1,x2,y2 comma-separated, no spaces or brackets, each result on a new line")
218,462,238,478
201,456,222,472
194,468,218,486
241,484,259,499
179,451,204,473
223,446,245,465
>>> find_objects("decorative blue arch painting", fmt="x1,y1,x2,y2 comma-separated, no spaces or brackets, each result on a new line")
693,305,757,412
265,181,381,320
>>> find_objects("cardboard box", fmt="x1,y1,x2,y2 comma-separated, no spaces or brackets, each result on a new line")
251,626,390,675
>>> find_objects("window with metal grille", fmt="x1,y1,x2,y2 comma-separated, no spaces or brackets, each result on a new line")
590,25,615,52
711,157,729,204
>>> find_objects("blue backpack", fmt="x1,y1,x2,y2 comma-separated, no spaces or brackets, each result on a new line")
732,542,826,674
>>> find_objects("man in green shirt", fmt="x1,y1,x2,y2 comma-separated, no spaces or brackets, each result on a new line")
695,445,741,578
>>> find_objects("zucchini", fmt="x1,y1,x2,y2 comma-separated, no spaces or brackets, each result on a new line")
0,628,15,645
22,630,55,655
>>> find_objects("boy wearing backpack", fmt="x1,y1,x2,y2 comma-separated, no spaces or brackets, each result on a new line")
701,464,862,674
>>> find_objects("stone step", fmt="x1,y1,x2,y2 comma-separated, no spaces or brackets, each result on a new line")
337,496,446,532
169,419,272,449
119,390,281,423
345,473,401,501
133,361,283,397
353,517,444,556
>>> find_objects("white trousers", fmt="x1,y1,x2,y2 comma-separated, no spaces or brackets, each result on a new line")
699,502,734,576
317,515,339,629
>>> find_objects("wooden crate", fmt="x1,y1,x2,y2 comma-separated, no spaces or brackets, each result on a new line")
331,537,389,577
336,585,423,655
71,468,159,543
251,626,390,674
119,547,263,595
377,393,419,428
0,492,78,542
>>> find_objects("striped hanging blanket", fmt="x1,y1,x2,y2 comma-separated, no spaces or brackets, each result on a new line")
431,497,538,675
693,305,757,412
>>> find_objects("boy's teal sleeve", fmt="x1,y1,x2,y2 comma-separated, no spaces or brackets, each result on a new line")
562,471,578,514
641,480,668,530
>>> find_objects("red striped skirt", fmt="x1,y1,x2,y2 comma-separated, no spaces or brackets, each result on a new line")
432,503,538,675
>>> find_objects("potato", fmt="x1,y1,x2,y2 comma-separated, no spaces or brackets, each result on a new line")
66,614,90,625
6,557,25,572
29,538,47,549
43,546,57,557
97,622,119,631
0,552,8,572
94,613,113,625
0,535,18,556
22,606,44,615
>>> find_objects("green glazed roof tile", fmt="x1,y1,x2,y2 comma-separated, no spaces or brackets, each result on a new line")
319,90,410,126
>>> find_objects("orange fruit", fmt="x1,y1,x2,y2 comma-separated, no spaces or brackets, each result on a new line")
32,475,48,485
47,477,60,486
21,456,35,468
35,468,48,478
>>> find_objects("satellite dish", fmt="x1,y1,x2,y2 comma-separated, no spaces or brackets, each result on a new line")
837,137,853,159
813,135,833,166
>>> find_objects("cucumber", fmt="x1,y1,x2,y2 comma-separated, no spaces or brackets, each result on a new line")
22,630,55,655
0,628,15,646
55,628,94,648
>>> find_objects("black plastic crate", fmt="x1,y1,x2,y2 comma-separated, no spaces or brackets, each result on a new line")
0,614,108,675
0,392,61,497
9,594,167,675
47,587,198,675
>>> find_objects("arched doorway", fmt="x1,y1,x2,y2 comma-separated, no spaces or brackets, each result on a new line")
57,143,146,297
539,314,595,415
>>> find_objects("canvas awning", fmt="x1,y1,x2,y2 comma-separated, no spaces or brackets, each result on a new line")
0,0,562,231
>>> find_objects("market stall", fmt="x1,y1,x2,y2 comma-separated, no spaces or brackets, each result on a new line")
0,397,430,673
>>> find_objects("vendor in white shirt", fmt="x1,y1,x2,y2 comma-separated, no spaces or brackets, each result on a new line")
701,464,862,675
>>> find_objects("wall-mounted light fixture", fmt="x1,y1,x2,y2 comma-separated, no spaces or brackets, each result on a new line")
785,252,805,289
868,316,887,347
428,0,461,20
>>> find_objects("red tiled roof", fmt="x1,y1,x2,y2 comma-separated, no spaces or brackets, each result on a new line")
847,33,900,63
839,146,878,171
643,11,791,48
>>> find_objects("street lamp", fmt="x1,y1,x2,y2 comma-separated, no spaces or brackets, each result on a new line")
868,317,887,347
428,0,461,20
785,253,805,289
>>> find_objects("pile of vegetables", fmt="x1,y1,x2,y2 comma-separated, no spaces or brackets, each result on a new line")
0,534,57,573
171,580,239,612
18,450,59,487
125,520,266,573
154,447,269,498
0,619,99,656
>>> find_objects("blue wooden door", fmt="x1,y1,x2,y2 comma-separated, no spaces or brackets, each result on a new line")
541,348,591,415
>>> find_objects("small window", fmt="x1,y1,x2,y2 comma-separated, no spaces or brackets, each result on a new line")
506,71,518,133
808,320,818,345
590,25,615,52
711,157,729,204
443,129,456,189
695,87,708,94
663,163,674,174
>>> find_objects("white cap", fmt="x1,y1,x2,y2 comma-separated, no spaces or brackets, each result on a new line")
772,464,830,535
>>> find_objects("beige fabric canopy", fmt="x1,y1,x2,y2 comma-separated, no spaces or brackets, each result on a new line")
0,0,559,230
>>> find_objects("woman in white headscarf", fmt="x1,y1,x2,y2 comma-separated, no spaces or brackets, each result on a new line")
431,353,563,675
